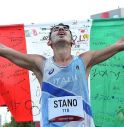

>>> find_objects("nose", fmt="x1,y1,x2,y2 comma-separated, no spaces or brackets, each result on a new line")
58,27,64,31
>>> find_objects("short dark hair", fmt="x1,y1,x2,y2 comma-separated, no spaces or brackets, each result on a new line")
49,23,73,40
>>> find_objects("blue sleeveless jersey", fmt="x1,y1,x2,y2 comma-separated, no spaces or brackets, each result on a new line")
40,56,95,127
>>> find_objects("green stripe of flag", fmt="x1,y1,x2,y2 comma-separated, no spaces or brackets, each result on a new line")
90,18,124,127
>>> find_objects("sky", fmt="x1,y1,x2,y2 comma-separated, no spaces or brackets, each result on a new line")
0,0,124,25
0,0,124,125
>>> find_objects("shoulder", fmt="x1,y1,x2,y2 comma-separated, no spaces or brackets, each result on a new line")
27,54,46,64
78,51,95,68
78,51,96,78
28,54,46,71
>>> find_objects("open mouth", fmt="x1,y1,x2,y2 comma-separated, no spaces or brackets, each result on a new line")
57,32,66,37
58,33,65,35
58,34,65,38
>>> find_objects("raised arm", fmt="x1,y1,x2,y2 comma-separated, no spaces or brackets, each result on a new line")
80,37,124,77
0,43,46,83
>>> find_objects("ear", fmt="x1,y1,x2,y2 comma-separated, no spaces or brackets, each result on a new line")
71,40,75,45
47,40,52,46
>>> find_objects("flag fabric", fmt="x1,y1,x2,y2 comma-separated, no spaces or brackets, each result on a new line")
90,18,124,127
0,19,124,127
0,89,5,106
0,24,32,121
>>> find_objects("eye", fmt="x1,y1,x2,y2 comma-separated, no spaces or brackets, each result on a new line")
63,26,69,31
52,27,59,32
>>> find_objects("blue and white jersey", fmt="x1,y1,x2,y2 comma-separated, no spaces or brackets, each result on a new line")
40,56,95,127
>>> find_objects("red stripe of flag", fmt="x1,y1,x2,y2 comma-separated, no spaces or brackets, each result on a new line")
0,24,33,122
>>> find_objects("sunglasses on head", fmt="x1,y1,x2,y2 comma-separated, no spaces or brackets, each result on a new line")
51,24,70,32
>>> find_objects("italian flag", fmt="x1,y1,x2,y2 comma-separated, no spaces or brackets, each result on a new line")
0,19,124,127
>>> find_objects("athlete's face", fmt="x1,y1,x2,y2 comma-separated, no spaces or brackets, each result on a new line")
48,25,74,46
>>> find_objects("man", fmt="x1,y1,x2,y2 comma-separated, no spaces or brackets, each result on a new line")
0,23,124,127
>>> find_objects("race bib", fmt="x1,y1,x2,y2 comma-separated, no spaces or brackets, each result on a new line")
48,96,84,122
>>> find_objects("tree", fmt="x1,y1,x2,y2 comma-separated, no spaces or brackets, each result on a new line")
3,117,35,127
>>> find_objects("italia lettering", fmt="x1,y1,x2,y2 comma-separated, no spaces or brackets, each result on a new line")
53,74,78,85
54,99,77,108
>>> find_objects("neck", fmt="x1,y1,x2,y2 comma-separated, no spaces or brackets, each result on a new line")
53,44,72,66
